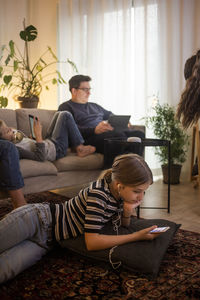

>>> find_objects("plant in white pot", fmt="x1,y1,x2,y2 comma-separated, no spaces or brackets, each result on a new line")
145,103,189,184
0,19,77,108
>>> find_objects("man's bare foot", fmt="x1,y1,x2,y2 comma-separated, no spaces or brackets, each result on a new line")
76,145,96,157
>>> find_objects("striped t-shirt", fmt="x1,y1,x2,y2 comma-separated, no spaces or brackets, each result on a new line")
50,178,123,242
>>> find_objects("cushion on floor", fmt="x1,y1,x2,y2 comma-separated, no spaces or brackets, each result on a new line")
59,217,181,278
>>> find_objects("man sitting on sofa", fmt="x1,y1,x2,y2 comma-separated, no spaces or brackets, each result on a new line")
58,75,145,154
0,139,27,209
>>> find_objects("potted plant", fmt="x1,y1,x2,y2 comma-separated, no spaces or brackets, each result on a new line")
0,19,77,108
145,103,189,184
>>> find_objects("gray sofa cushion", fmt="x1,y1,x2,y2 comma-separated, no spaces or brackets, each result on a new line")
16,108,56,137
20,159,58,178
53,152,104,171
0,109,17,128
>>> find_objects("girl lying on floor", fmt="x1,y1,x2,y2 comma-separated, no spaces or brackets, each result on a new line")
0,153,166,283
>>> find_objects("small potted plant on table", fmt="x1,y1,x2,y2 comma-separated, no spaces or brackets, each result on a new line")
145,103,189,184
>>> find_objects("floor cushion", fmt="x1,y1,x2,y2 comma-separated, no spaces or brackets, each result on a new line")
59,217,181,278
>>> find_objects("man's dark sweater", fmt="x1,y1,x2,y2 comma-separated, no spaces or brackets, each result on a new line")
58,100,112,139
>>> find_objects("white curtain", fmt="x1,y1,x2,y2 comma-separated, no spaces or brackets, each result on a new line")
58,0,200,174
58,0,135,118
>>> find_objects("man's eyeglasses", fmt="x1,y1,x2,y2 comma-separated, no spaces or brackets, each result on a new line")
76,88,91,92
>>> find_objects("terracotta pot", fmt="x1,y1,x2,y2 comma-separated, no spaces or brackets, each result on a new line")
18,96,39,108
161,164,182,184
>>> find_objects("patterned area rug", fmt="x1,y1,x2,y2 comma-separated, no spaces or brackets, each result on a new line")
0,192,200,299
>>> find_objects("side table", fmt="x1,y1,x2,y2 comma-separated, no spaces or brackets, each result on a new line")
104,137,171,217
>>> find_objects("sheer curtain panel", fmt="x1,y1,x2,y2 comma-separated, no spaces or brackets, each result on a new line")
58,0,200,176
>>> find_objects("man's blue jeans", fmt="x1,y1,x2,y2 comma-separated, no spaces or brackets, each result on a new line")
0,203,52,283
0,139,24,190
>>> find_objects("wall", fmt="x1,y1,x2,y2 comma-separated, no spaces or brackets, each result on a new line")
29,0,58,109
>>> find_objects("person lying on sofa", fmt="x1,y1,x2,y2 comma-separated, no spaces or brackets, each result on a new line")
0,111,95,162
0,153,164,283
0,139,27,208
58,74,145,154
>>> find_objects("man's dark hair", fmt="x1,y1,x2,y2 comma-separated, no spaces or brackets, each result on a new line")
69,75,91,92
184,55,196,80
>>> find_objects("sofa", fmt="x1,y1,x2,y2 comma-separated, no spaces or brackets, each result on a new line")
0,108,145,199
0,108,105,198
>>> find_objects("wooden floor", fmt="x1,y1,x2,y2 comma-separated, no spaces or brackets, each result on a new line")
139,177,200,233
52,177,200,233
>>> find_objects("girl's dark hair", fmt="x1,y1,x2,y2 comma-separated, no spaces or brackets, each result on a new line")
99,153,153,186
184,55,196,80
177,49,200,128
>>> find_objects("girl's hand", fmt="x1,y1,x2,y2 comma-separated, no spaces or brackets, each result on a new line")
134,225,161,241
33,118,43,142
123,199,142,217
123,201,134,217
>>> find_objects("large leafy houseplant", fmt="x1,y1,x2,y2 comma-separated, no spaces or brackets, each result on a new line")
145,103,189,183
0,20,77,108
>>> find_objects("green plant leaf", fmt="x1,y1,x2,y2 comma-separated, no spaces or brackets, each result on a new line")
56,71,67,83
0,45,6,60
67,58,78,72
0,66,3,77
5,54,11,65
0,96,8,108
9,40,15,57
48,46,58,60
36,64,43,72
20,25,37,42
14,60,18,72
3,75,12,85
40,58,47,66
